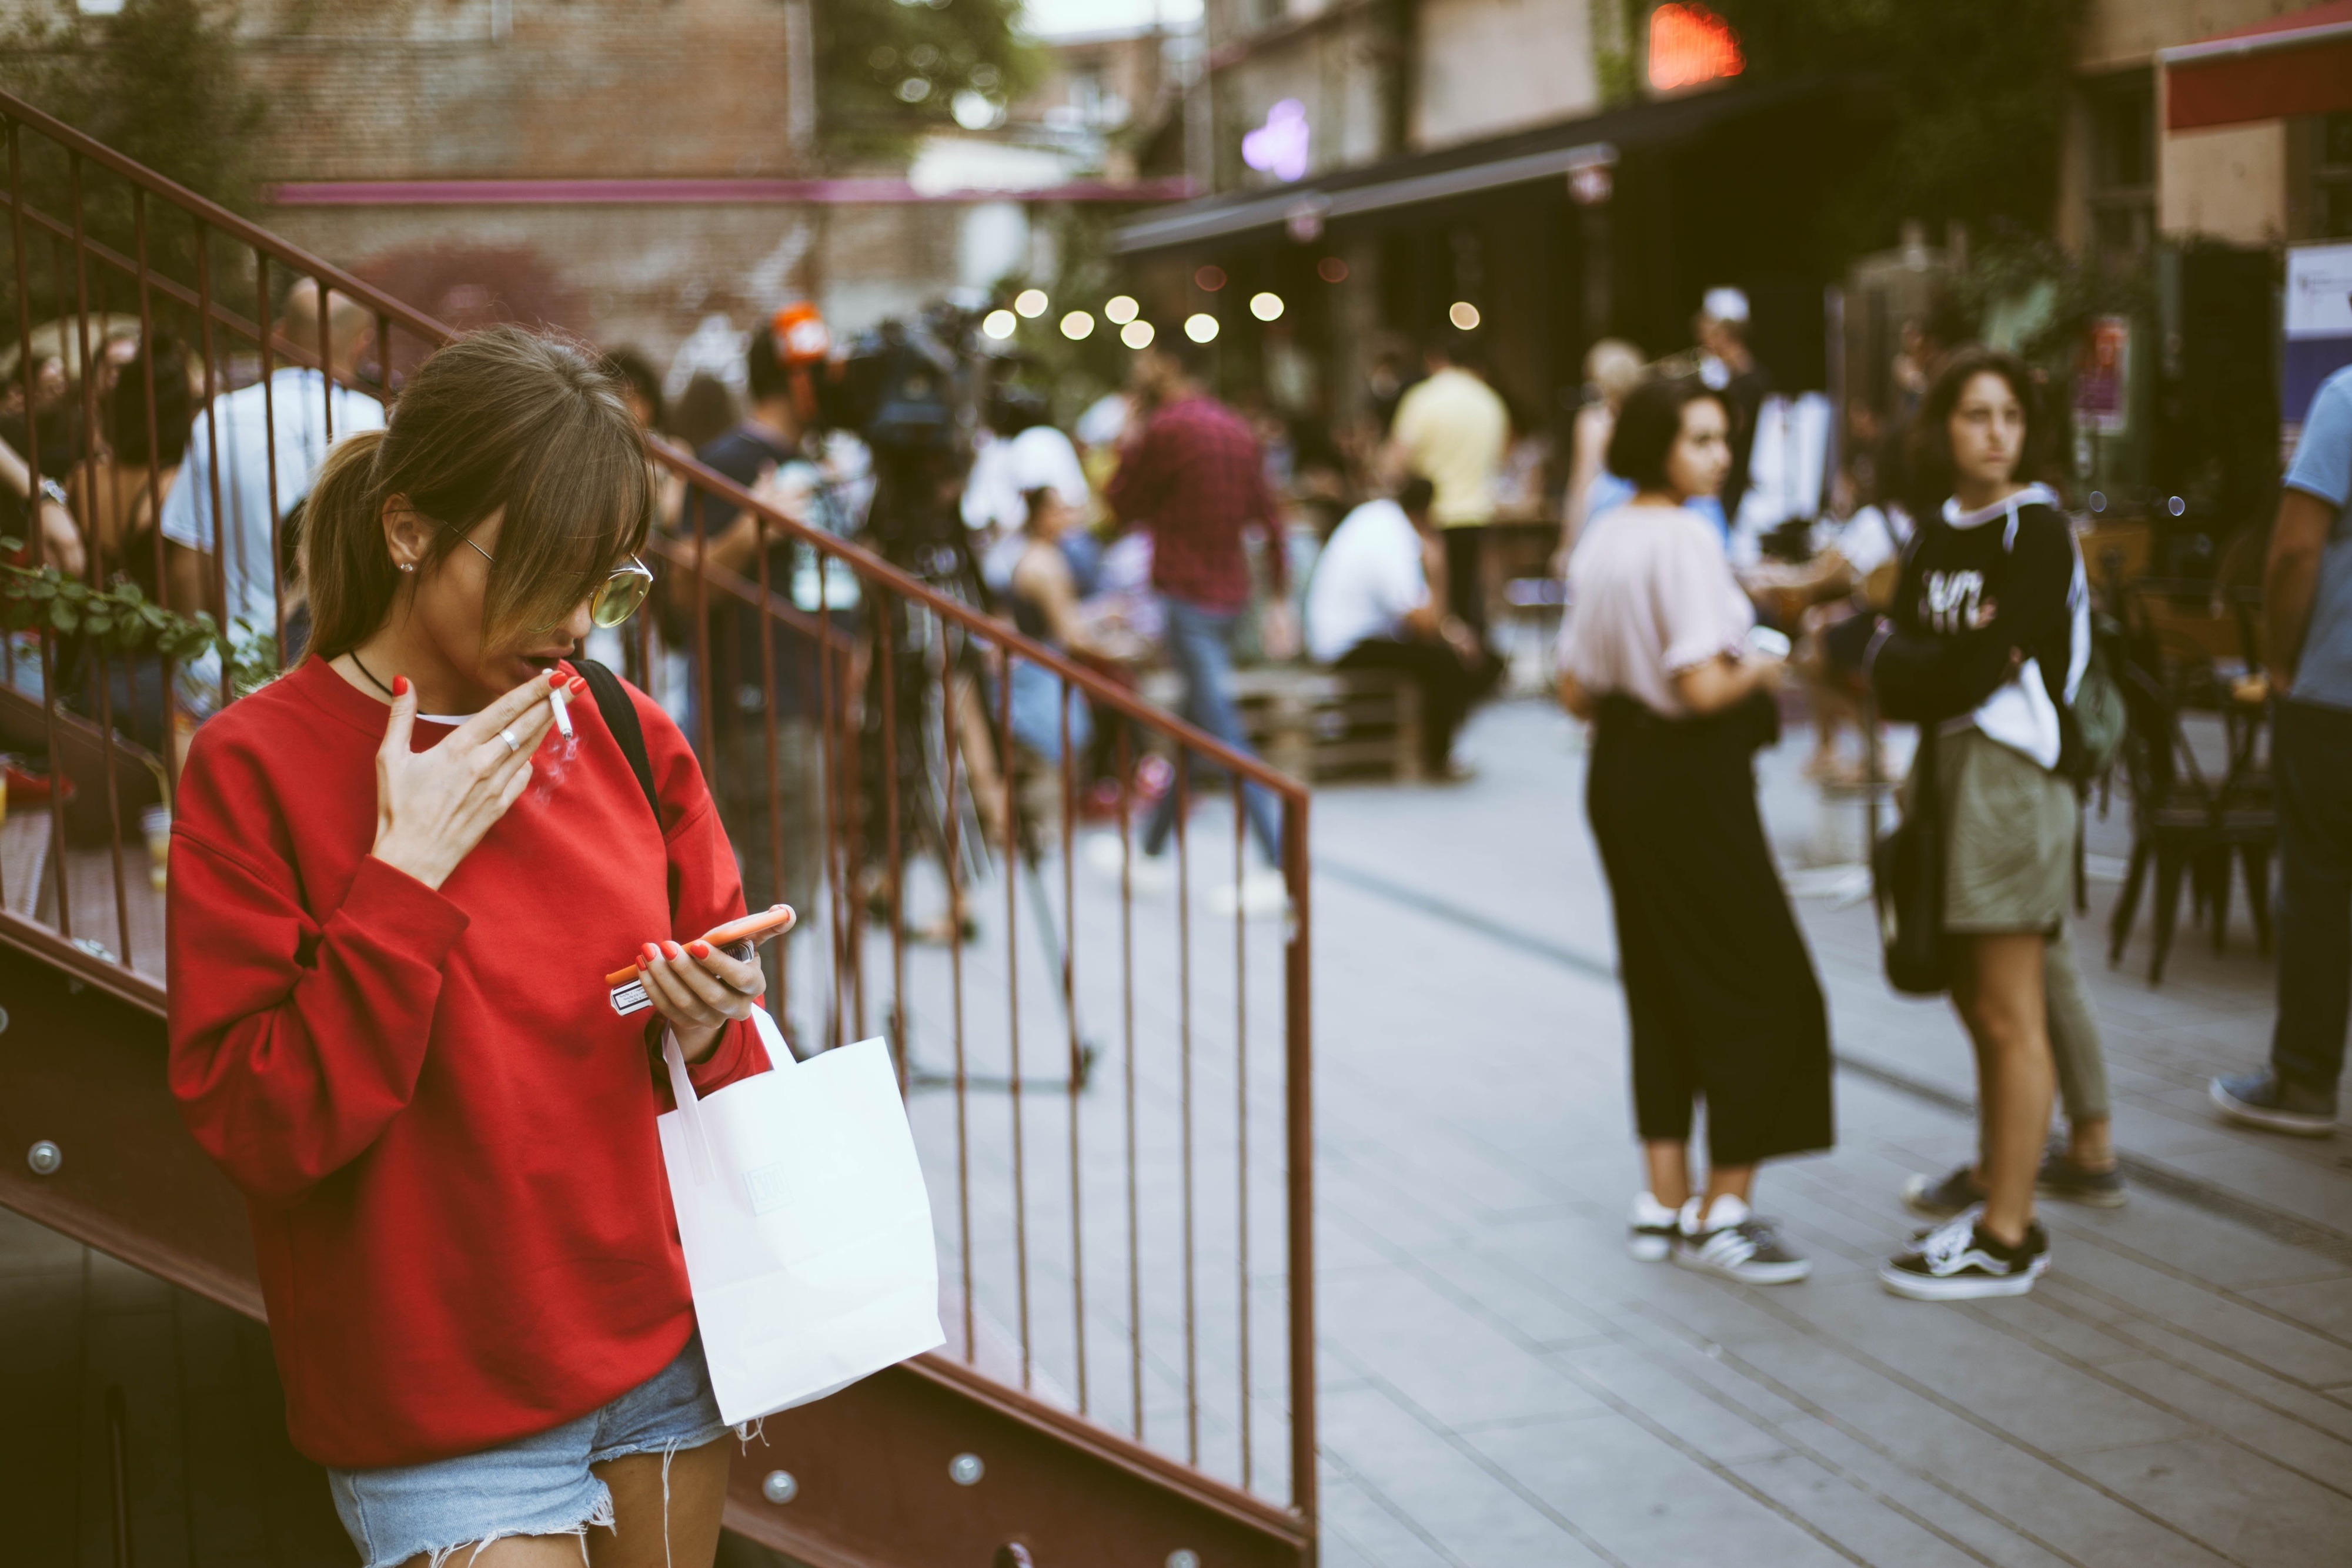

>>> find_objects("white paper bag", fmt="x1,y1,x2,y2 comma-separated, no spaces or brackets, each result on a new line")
658,1011,944,1425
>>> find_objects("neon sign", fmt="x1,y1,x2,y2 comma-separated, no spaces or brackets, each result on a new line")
1648,4,1744,92
1242,99,1311,183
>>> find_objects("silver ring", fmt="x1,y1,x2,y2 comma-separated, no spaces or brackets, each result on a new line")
498,727,522,754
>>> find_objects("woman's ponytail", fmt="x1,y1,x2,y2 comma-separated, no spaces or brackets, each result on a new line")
300,427,392,658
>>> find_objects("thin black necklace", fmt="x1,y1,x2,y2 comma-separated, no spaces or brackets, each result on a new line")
348,650,396,699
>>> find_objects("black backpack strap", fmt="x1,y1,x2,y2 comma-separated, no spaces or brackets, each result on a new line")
573,657,662,828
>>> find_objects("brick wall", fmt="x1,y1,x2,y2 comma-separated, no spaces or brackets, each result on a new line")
226,0,970,375
2,1,1033,376
267,198,968,370
235,0,801,181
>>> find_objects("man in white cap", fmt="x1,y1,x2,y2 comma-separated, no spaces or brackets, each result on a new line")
1696,286,1772,526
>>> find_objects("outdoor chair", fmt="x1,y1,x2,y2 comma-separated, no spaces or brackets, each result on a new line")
2108,662,2277,984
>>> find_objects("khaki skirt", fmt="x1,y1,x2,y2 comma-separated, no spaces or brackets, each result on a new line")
1907,726,2077,935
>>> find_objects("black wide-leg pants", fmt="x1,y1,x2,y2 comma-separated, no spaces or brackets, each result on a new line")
1586,694,1834,1167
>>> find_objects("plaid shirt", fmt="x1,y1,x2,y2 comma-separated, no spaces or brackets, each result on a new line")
1105,393,1287,611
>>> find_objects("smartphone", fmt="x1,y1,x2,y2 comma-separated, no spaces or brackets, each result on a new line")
606,904,795,1016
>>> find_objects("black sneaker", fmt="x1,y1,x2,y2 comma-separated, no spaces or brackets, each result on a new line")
2037,1138,2127,1208
1901,1163,1984,1219
1673,1197,1811,1285
2211,1069,2338,1138
1880,1208,2050,1300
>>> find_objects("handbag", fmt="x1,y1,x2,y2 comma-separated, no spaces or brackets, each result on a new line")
659,1011,946,1424
573,659,944,1420
1872,726,1949,997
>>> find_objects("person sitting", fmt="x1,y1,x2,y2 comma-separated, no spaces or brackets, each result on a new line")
1305,476,1502,780
72,335,195,582
1005,485,1141,767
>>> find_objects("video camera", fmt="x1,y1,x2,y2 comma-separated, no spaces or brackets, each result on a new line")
805,302,994,564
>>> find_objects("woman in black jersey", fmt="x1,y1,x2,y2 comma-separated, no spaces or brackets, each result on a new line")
1869,350,2093,1300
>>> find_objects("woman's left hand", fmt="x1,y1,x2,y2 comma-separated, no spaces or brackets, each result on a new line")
636,938,764,1064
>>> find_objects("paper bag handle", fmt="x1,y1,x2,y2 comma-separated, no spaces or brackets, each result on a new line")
662,1007,796,1188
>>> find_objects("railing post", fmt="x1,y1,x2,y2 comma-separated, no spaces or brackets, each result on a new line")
1282,790,1316,1550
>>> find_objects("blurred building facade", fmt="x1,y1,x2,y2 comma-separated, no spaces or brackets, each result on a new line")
1116,1,1876,468
2060,0,2352,258
121,0,1205,377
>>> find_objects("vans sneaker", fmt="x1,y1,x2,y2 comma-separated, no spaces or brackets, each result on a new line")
1880,1207,2049,1300
1628,1192,1680,1262
1206,867,1291,920
2210,1069,2337,1138
1083,833,1173,896
1901,1163,1986,1219
1672,1195,1811,1285
2037,1138,2127,1208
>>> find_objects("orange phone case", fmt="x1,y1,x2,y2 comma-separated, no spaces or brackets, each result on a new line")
603,904,794,986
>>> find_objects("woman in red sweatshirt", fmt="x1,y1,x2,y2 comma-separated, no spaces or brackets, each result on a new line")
167,326,769,1568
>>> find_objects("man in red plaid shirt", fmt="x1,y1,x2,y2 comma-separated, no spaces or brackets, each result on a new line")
1103,334,1295,891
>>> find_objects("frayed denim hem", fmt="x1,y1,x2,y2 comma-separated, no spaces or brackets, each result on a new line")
396,1486,617,1568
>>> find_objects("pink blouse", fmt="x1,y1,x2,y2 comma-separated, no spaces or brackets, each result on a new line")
1557,503,1755,718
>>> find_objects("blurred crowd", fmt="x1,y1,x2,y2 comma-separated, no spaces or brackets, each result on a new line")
8,268,2347,1248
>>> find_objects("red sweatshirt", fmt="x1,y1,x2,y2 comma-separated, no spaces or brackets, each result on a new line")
166,656,769,1469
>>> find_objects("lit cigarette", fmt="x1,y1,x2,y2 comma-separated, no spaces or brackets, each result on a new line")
550,683,574,737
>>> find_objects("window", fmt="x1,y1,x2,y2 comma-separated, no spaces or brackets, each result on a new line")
2304,112,2352,239
2084,71,2155,264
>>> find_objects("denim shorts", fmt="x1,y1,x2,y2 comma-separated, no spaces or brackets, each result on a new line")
327,1332,731,1568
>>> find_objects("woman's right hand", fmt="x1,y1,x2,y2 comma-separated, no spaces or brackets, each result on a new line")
370,670,564,890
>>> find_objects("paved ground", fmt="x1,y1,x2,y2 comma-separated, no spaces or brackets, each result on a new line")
1296,698,2352,1568
6,694,2348,1567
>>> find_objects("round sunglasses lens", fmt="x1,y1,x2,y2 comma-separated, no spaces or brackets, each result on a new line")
592,571,651,627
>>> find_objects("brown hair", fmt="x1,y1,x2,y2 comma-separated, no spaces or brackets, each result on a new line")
1606,375,1725,493
303,326,652,657
1903,346,2053,517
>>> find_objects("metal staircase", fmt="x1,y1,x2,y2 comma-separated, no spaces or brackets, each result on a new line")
0,91,1315,1568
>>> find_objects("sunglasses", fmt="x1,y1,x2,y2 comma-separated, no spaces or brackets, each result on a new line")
447,529,654,630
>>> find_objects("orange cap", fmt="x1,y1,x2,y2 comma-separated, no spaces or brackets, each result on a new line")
773,302,831,366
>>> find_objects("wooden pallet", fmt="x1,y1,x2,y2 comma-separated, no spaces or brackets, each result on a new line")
1140,666,1424,784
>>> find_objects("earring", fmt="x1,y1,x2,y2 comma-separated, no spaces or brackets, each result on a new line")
397,562,416,573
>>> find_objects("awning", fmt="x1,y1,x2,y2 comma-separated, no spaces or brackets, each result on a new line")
2161,0,2352,132
1110,76,1853,256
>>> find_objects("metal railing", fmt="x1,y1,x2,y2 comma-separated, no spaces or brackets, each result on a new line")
0,88,1314,1539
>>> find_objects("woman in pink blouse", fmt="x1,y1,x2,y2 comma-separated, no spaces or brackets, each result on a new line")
1557,376,1833,1288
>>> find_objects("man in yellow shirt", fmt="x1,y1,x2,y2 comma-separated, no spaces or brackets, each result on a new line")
1385,333,1509,636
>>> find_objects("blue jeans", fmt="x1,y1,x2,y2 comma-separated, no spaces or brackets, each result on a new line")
1142,597,1282,864
327,1331,729,1568
2271,700,2352,1094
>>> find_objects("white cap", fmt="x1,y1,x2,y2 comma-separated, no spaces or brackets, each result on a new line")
1701,286,1750,324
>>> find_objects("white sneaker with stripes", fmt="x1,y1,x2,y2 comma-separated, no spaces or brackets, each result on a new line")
1672,1195,1812,1285
1628,1192,1681,1262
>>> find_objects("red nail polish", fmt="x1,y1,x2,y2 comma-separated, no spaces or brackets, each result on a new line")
568,676,587,695
686,940,711,959
662,941,684,960
392,675,409,697
546,668,566,686
642,942,662,964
